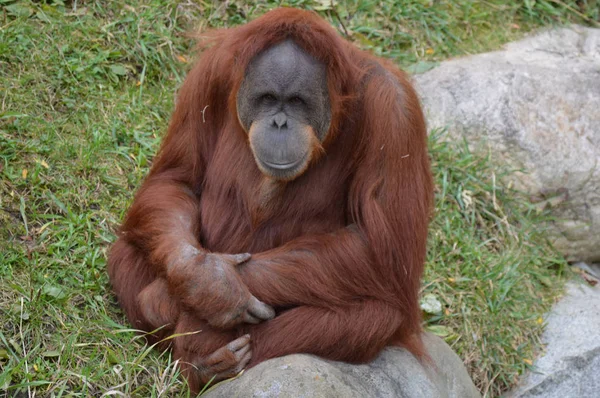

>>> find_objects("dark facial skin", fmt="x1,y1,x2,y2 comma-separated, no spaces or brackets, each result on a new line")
237,40,331,181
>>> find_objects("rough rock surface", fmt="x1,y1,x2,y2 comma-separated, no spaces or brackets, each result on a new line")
508,281,600,397
414,25,600,262
204,333,480,398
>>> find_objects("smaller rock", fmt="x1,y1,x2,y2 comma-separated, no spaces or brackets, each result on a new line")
508,281,600,398
204,333,480,398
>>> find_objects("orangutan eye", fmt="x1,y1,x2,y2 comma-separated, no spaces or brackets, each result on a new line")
260,93,277,103
289,96,305,106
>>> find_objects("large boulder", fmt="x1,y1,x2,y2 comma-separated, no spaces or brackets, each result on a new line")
204,333,480,398
414,25,600,262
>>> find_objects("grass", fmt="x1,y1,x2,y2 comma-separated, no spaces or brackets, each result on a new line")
422,132,567,396
0,0,596,397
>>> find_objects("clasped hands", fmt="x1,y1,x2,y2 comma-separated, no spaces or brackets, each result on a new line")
168,251,274,329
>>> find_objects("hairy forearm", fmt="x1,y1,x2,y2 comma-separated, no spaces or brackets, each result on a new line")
120,176,204,271
240,226,393,307
117,175,275,325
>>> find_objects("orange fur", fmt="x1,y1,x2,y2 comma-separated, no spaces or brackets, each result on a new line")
107,7,434,393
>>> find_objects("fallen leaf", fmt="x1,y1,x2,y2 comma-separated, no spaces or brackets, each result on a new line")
42,285,67,300
110,64,128,76
6,3,33,18
426,324,452,337
107,349,119,365
405,61,439,75
22,169,28,179
42,350,60,358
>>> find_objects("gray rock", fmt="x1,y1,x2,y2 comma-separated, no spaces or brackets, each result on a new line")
508,281,600,398
204,333,480,398
414,25,600,262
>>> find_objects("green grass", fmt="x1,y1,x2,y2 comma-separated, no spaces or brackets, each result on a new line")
422,132,568,396
1,0,595,397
